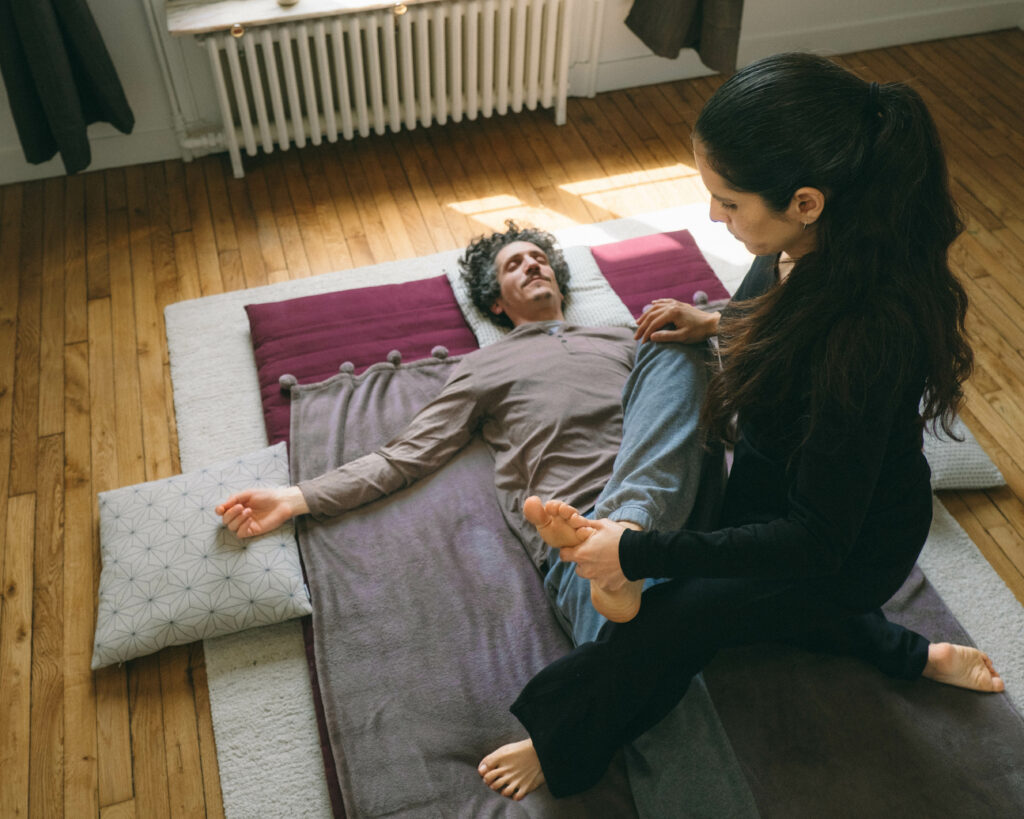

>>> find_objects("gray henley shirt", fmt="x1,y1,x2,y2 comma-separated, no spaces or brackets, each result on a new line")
298,321,636,540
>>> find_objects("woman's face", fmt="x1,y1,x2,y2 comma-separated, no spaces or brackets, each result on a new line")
693,140,817,259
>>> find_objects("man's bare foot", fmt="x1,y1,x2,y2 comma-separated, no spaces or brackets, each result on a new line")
922,642,1005,692
524,496,644,623
591,577,644,623
593,577,638,622
478,738,545,801
523,496,592,548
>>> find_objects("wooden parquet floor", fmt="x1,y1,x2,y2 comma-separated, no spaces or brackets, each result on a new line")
1,28,1022,818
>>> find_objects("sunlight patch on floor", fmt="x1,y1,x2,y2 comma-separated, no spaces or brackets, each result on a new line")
446,194,524,215
446,194,582,233
445,163,708,235
558,163,698,196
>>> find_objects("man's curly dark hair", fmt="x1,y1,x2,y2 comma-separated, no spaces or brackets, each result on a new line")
457,220,571,329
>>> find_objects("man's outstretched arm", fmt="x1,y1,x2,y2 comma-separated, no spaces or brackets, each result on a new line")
218,364,481,537
217,486,309,538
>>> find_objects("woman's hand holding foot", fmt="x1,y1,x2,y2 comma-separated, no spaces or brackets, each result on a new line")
558,517,629,587
525,497,643,621
555,513,643,623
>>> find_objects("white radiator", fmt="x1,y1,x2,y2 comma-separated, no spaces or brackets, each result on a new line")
199,0,573,178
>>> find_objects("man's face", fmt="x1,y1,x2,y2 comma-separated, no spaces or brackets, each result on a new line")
490,241,566,326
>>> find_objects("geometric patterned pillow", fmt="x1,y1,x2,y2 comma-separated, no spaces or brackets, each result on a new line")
923,416,1005,491
91,442,311,669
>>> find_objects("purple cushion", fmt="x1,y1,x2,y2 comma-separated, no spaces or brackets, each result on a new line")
245,275,478,445
591,230,730,317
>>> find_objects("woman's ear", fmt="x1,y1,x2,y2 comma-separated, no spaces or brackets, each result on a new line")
788,187,826,226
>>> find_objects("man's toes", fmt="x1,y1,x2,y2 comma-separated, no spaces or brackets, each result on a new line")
544,499,566,520
523,496,549,527
568,511,590,529
553,501,578,521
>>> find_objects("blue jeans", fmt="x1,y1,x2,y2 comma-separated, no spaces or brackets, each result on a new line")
541,339,756,817
543,337,723,646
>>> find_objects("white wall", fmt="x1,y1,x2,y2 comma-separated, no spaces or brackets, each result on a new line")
585,0,1024,92
0,0,184,185
0,0,1021,185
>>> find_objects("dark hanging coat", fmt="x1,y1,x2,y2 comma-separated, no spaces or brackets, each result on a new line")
0,0,134,174
626,0,745,75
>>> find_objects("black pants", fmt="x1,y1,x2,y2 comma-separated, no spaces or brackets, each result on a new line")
511,560,929,798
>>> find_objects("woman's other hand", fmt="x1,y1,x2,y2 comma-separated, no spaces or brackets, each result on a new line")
634,298,720,344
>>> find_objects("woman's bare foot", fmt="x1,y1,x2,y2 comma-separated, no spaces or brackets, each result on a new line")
478,738,545,800
922,642,1005,692
523,496,592,548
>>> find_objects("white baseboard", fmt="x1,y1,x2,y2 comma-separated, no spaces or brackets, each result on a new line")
578,2,1023,96
585,52,716,96
0,125,184,186
738,1,1024,65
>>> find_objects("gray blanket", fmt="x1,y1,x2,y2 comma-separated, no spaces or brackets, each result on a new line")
708,565,1024,815
289,355,636,816
290,354,1024,817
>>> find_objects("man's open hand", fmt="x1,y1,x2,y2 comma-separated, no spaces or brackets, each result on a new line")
216,486,309,538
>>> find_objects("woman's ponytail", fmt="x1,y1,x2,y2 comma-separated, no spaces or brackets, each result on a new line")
859,81,963,262
695,53,971,443
862,81,971,434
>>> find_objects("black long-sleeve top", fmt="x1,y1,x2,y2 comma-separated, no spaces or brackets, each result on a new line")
619,256,932,582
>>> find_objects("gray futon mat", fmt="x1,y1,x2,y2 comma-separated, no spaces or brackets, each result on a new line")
290,354,1024,817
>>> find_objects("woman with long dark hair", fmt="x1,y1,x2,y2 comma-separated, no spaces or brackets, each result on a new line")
479,52,1004,800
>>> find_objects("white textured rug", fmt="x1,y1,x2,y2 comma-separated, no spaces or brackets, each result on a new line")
165,206,1023,818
